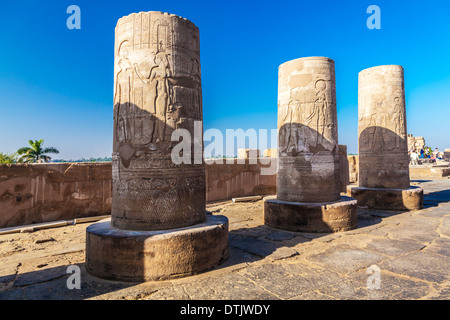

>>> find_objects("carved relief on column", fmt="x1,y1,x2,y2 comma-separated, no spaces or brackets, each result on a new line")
112,12,204,231
277,57,340,203
358,65,410,189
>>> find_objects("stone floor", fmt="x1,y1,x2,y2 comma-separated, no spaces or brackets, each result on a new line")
0,179,449,300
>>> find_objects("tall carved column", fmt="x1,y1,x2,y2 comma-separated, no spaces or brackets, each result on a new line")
111,11,204,231
85,12,229,282
264,57,357,233
348,65,423,210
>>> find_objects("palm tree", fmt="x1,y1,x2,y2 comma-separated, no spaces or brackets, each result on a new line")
17,139,60,163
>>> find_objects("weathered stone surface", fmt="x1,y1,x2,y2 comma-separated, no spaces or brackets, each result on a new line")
277,57,340,203
407,134,425,153
85,216,229,282
205,158,276,202
339,145,349,192
354,65,425,210
0,163,112,228
348,155,358,184
363,238,425,256
358,65,410,189
0,179,449,300
306,245,385,274
444,149,450,161
264,196,358,233
84,11,231,283
112,11,205,231
409,165,450,179
348,186,423,211
380,251,449,283
263,57,355,233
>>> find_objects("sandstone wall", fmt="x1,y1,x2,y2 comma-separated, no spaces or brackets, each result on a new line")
0,161,277,228
348,155,359,184
347,155,450,183
205,158,276,202
1,154,353,228
0,163,112,228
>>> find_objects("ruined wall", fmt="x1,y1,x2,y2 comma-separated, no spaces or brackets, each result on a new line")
1,153,353,227
205,159,276,202
347,155,450,183
407,135,425,152
0,163,112,228
0,161,277,228
348,155,359,184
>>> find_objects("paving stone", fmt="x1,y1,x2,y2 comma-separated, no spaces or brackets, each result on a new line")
14,265,68,287
144,285,190,300
380,251,450,284
238,263,345,299
363,238,425,256
386,217,440,243
306,245,386,274
322,269,431,300
0,287,23,300
265,230,297,241
416,206,450,218
441,216,450,237
229,236,278,257
176,273,279,300
423,238,450,257
289,290,334,300
22,276,99,300
266,247,299,261
0,179,449,300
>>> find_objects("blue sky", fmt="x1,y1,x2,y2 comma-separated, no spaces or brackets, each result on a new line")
0,0,449,159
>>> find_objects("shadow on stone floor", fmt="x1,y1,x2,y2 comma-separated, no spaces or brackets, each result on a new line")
0,213,383,300
422,189,450,208
3,192,447,300
0,262,139,300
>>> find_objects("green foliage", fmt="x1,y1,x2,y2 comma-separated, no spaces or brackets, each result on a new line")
52,157,112,163
16,139,59,163
0,152,19,164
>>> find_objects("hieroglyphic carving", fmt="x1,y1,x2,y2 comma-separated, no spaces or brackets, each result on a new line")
392,97,406,148
358,65,410,189
112,12,205,231
152,18,172,52
277,57,340,203
279,78,337,157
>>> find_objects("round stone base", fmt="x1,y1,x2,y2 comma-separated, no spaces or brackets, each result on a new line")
85,215,229,282
347,186,423,211
263,196,358,233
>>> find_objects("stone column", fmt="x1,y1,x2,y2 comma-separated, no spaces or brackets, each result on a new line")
347,65,423,210
86,12,229,282
264,57,357,233
110,11,205,231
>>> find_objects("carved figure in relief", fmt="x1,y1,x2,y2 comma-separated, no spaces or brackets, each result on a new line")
114,41,134,144
312,80,328,146
280,99,305,156
392,97,405,148
365,102,386,152
133,52,172,144
190,58,201,118
153,53,172,142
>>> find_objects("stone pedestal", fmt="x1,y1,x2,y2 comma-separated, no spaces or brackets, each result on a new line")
348,65,423,210
264,196,357,232
347,186,423,211
86,215,229,281
86,11,228,282
264,57,357,233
